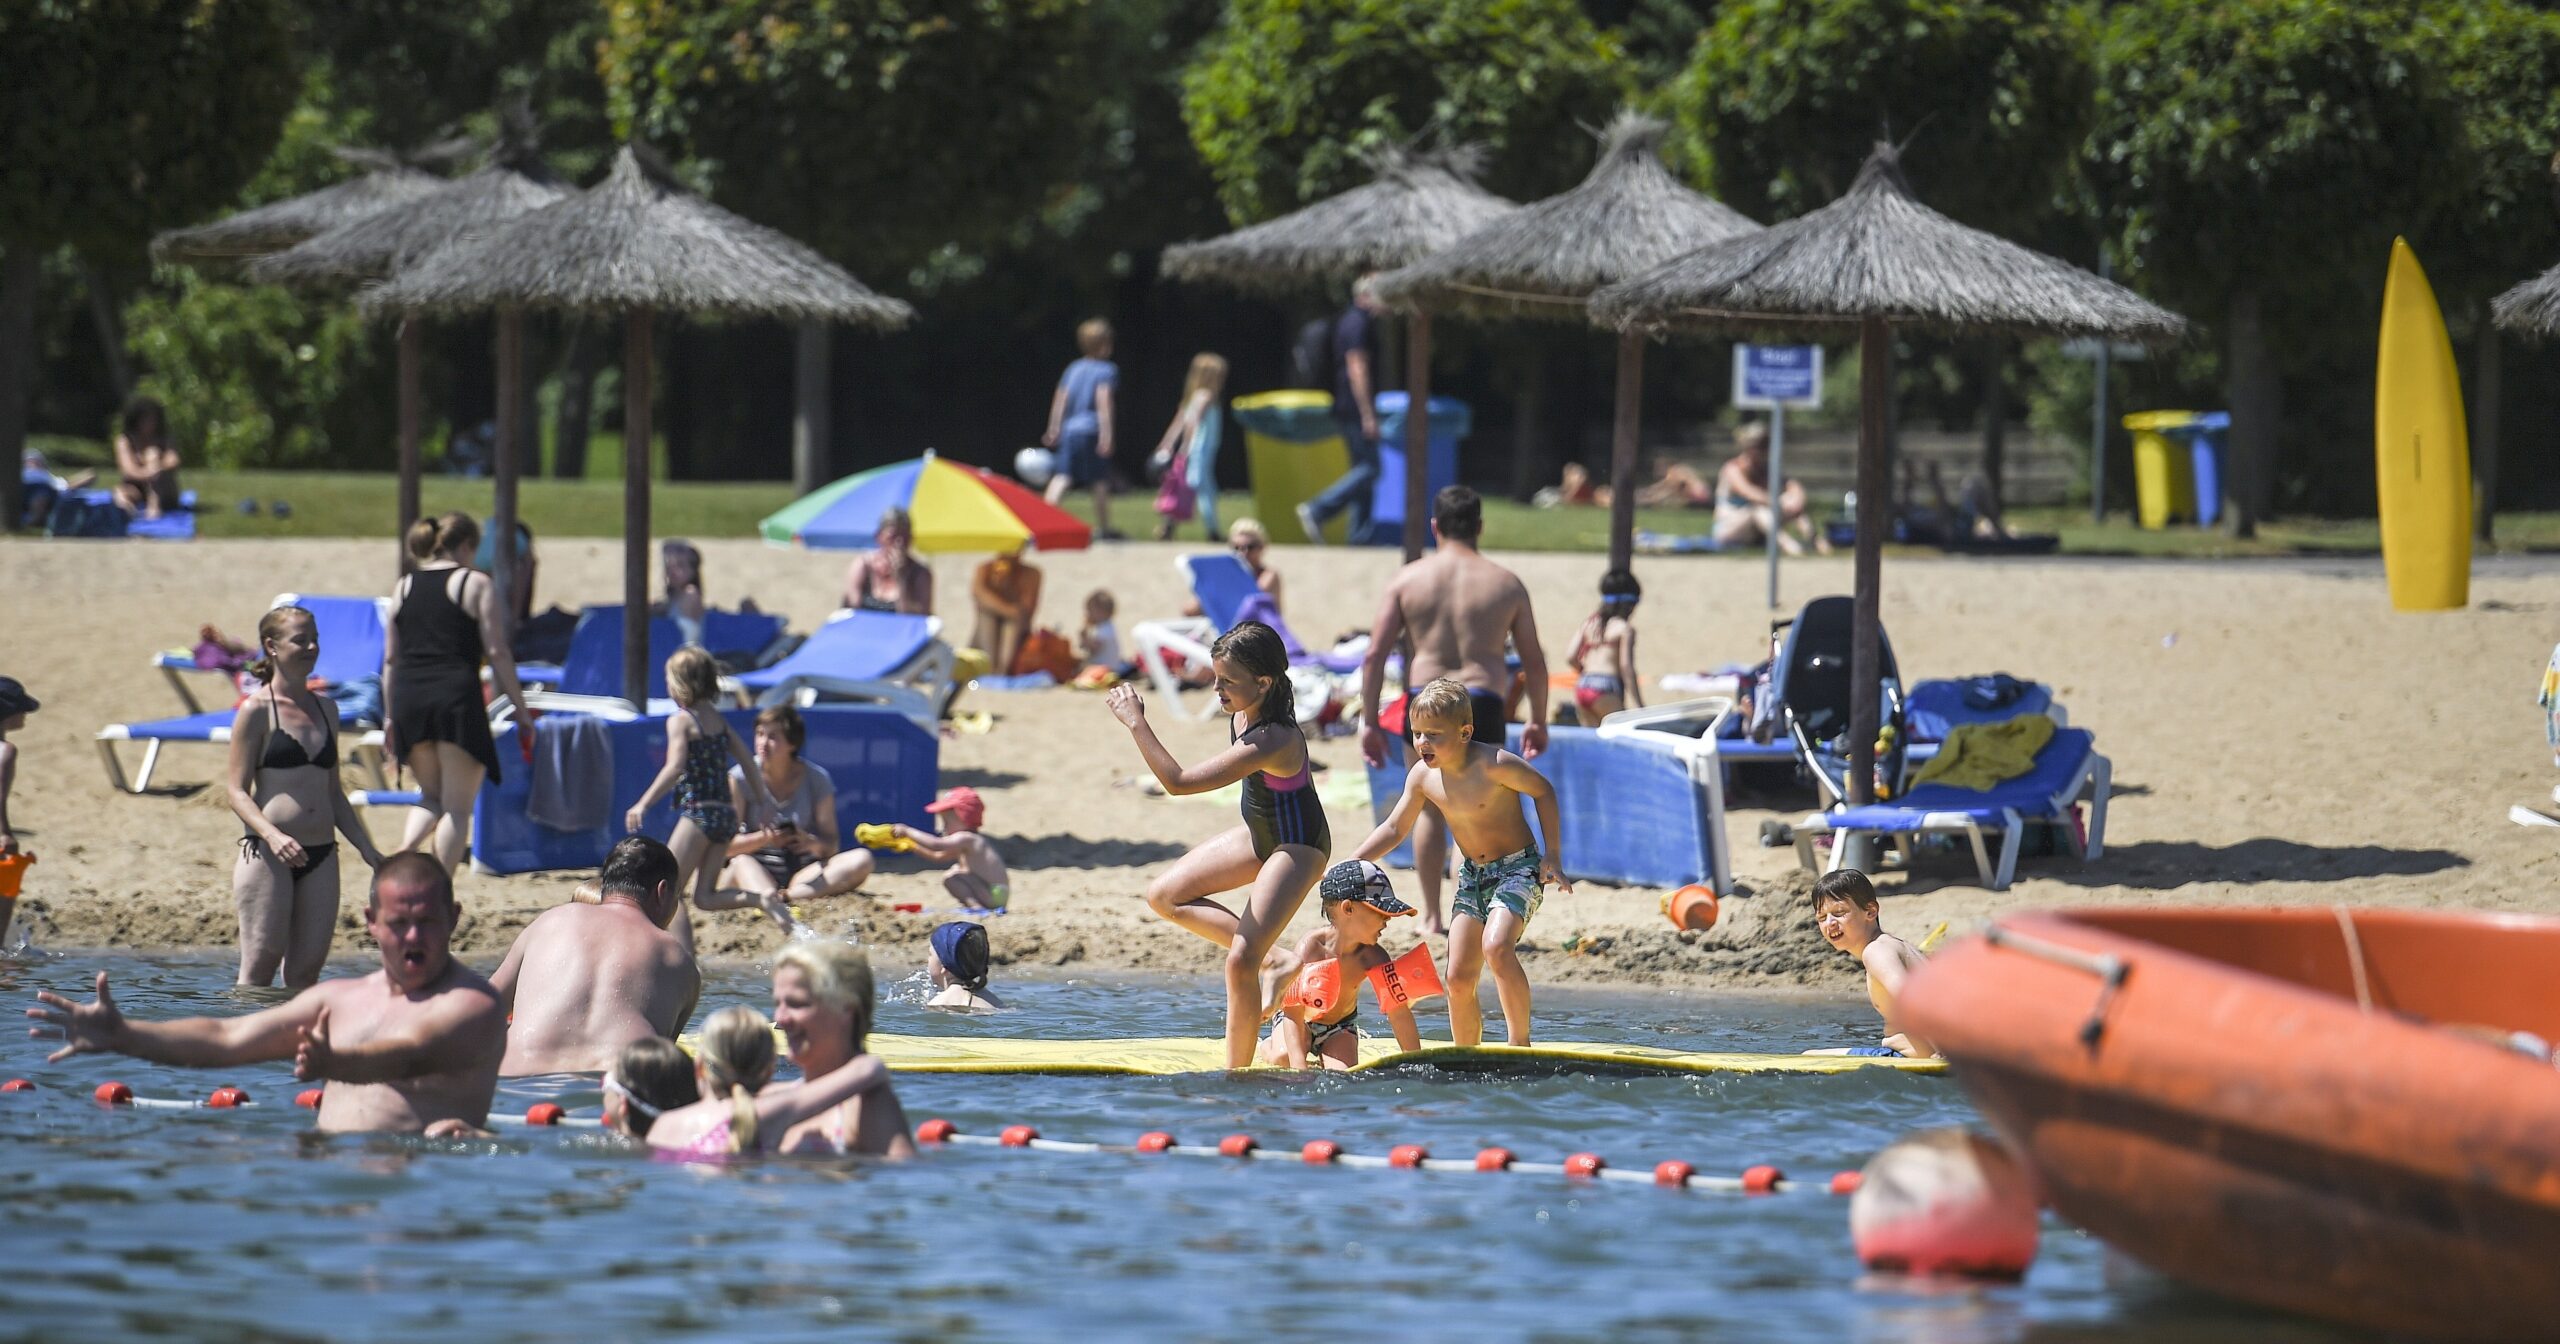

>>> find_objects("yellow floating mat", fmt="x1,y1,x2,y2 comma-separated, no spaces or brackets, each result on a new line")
848,1032,1946,1078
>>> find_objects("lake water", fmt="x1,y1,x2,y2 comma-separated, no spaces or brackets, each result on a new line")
1,952,2366,1343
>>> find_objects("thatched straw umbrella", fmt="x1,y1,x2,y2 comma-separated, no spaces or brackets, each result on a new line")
1593,143,2183,811
253,145,569,591
2491,261,2560,336
1163,148,1515,558
364,146,915,706
151,158,445,265
1375,114,1762,571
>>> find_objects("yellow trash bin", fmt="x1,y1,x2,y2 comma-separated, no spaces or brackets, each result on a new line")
2123,411,2199,530
1233,390,1352,544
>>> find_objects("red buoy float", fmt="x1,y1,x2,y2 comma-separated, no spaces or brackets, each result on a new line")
999,1124,1038,1147
1217,1133,1258,1158
1135,1131,1175,1153
1301,1139,1341,1165
94,1081,132,1105
207,1087,249,1108
1849,1130,2040,1279
916,1118,956,1144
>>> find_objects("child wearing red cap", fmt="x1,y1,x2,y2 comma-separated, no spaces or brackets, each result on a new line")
887,787,1008,911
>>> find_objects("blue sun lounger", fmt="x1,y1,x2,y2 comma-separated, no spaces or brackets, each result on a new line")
1789,727,2110,890
727,610,951,727
152,593,387,713
1133,554,1367,716
96,706,389,795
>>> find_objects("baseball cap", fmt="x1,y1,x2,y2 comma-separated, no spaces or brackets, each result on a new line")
924,786,985,831
929,921,990,991
0,677,38,718
1318,860,1414,917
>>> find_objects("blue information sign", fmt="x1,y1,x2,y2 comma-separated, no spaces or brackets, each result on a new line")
1731,344,1823,409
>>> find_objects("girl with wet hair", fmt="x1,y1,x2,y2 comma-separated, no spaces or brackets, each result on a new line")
225,605,387,988
1105,620,1330,1068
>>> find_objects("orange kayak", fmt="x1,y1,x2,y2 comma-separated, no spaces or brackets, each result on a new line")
1898,907,2560,1342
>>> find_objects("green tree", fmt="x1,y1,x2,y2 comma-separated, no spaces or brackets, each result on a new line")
2417,0,2560,539
2087,0,2463,535
0,0,299,529
1181,0,1627,223
599,0,1112,282
1670,0,2093,237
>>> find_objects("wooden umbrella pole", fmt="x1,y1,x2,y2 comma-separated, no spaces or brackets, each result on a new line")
492,307,523,645
623,309,655,709
1607,328,1644,575
396,319,422,579
1847,317,1890,810
1401,311,1433,560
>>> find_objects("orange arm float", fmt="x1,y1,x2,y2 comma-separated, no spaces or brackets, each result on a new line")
1366,944,1445,1011
1279,958,1343,1018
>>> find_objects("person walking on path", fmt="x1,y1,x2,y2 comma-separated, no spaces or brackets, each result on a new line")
1042,319,1122,539
1357,486,1552,933
1295,278,1385,545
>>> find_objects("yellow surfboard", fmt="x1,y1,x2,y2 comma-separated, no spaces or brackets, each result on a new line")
2374,238,2471,611
685,1030,1947,1078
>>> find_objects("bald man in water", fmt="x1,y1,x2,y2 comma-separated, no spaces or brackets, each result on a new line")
489,835,699,1076
1359,486,1551,933
28,854,505,1134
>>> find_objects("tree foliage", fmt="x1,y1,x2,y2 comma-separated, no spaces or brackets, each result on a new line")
0,0,301,258
2420,0,2560,315
1181,0,1628,223
599,0,1112,282
1670,0,2093,236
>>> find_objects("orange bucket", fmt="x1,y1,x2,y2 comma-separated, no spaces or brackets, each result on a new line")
0,851,31,900
1662,883,1718,932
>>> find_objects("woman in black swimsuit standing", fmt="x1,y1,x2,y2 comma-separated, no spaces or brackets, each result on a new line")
224,606,387,987
384,513,532,873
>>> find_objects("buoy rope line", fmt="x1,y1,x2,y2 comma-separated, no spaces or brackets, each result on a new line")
5,1079,1865,1194
913,1118,1865,1196
4,1079,602,1128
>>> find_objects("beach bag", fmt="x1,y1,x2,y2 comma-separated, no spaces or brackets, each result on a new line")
1012,628,1080,682
1154,448,1197,522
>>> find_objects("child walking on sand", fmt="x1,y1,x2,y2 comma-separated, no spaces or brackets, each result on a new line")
628,648,775,941
1804,869,1936,1058
1355,678,1567,1047
1042,318,1120,537
1566,570,1642,725
1107,621,1330,1068
878,787,1008,911
1257,860,1429,1070
0,676,33,859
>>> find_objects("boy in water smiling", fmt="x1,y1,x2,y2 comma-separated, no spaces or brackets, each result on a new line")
1804,869,1935,1058
1258,860,1428,1069
1354,679,1566,1047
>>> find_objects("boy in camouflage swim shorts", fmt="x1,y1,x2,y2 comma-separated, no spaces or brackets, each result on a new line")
1354,679,1568,1046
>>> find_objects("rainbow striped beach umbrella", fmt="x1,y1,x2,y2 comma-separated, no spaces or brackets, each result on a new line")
759,452,1092,553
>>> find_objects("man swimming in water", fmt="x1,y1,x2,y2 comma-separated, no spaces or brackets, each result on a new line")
489,836,700,1076
26,853,506,1134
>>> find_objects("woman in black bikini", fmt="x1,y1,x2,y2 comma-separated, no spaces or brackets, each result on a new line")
385,513,532,873
1107,621,1331,1068
224,606,388,988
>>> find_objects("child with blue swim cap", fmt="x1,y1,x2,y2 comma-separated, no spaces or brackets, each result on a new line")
927,921,1003,1012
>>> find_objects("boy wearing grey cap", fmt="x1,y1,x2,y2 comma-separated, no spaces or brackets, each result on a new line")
1256,860,1432,1069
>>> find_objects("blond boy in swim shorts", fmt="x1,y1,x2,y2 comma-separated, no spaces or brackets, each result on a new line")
1353,679,1567,1046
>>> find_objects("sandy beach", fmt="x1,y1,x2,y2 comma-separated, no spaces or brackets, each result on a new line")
6,534,2555,993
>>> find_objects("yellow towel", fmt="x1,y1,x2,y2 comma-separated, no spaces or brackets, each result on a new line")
1910,714,2055,791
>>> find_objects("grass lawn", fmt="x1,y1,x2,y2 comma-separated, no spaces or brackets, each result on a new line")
30,449,2560,558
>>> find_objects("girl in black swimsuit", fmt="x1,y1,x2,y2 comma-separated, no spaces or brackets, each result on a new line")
1107,621,1331,1069
223,606,386,988
385,513,532,874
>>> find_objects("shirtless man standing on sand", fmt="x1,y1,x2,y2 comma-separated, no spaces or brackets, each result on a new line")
489,835,699,1076
1359,486,1552,934
27,854,506,1134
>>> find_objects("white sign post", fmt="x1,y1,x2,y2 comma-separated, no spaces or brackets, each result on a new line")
1732,344,1824,610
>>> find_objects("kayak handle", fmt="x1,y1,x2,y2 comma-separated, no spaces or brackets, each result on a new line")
1984,925,2130,1050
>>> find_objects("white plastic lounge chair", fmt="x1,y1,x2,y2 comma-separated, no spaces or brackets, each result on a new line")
1133,554,1363,718
1788,727,2111,890
725,610,951,728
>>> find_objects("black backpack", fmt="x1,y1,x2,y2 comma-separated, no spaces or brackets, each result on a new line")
1290,316,1333,390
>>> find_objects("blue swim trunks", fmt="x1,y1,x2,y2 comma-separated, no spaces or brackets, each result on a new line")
1844,1046,1900,1057
1453,846,1544,926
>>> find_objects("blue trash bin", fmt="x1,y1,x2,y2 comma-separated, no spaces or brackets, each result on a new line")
1368,392,1471,546
2186,412,2230,528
